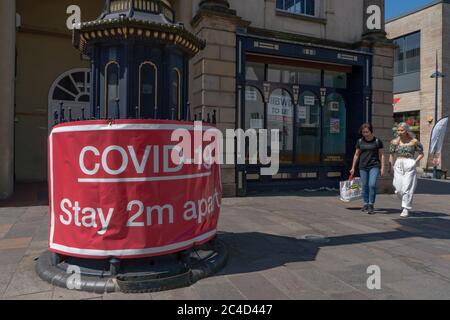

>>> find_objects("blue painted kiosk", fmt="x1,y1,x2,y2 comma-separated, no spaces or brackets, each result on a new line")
74,0,202,121
36,0,227,294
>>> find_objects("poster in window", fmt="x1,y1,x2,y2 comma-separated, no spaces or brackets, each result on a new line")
298,106,307,120
330,118,340,134
304,96,316,106
246,90,257,101
329,101,339,112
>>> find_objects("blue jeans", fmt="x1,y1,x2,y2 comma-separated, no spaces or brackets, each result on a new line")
360,167,380,206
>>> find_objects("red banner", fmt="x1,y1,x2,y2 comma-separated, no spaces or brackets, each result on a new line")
48,120,222,259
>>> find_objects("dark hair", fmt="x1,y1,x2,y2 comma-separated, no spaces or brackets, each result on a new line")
359,123,373,134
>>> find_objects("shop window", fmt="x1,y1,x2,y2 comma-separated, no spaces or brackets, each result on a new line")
268,65,322,86
393,111,420,140
172,68,181,120
245,86,265,130
246,62,265,81
298,67,322,86
268,88,294,164
244,86,265,163
324,71,347,89
323,93,346,163
139,61,157,118
276,0,316,16
296,91,321,164
105,61,120,117
268,64,296,84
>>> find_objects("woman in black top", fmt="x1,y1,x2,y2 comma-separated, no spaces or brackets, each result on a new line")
350,123,386,214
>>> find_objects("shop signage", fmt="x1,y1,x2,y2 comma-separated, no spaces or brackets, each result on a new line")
48,120,222,259
304,96,316,106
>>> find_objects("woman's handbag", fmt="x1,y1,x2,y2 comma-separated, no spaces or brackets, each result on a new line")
340,175,363,202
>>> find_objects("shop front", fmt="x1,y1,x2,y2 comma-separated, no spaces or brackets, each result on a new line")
236,36,373,195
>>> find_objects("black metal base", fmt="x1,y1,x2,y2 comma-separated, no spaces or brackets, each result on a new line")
36,238,227,294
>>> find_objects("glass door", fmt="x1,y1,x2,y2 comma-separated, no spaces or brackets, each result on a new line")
323,93,347,164
296,90,321,165
267,88,294,164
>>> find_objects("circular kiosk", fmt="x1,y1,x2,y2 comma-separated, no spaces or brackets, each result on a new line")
36,0,227,294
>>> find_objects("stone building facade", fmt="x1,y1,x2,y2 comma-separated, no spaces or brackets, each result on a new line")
0,0,395,199
386,0,450,173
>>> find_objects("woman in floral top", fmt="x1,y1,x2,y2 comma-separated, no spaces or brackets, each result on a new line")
389,123,425,217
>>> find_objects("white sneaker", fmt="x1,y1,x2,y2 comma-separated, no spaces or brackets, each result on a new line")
400,209,409,218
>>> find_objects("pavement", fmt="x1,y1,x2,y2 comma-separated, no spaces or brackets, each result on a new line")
1,179,450,300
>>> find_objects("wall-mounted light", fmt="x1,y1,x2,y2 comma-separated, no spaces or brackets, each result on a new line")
320,88,327,107
427,116,434,124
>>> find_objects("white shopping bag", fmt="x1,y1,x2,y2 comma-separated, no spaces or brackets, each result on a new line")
340,177,363,202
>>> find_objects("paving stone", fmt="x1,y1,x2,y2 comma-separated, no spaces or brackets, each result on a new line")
0,264,18,296
3,255,53,298
291,268,361,296
0,209,27,225
261,267,330,300
102,292,152,300
329,290,370,300
3,291,53,300
193,276,246,300
385,275,450,300
323,264,407,299
0,238,32,250
0,249,28,266
0,224,13,238
18,207,47,223
228,273,291,300
32,222,50,242
151,287,201,300
26,240,48,257
4,223,39,239
53,287,107,300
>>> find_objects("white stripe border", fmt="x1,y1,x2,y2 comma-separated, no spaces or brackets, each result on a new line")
78,172,212,183
51,123,220,134
50,230,217,257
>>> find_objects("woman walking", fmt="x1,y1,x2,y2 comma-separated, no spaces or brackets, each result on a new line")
389,123,425,218
350,124,385,215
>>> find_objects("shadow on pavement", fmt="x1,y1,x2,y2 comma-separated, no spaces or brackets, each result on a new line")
216,216,450,276
246,190,340,198
0,182,48,208
416,178,450,195
373,209,448,217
